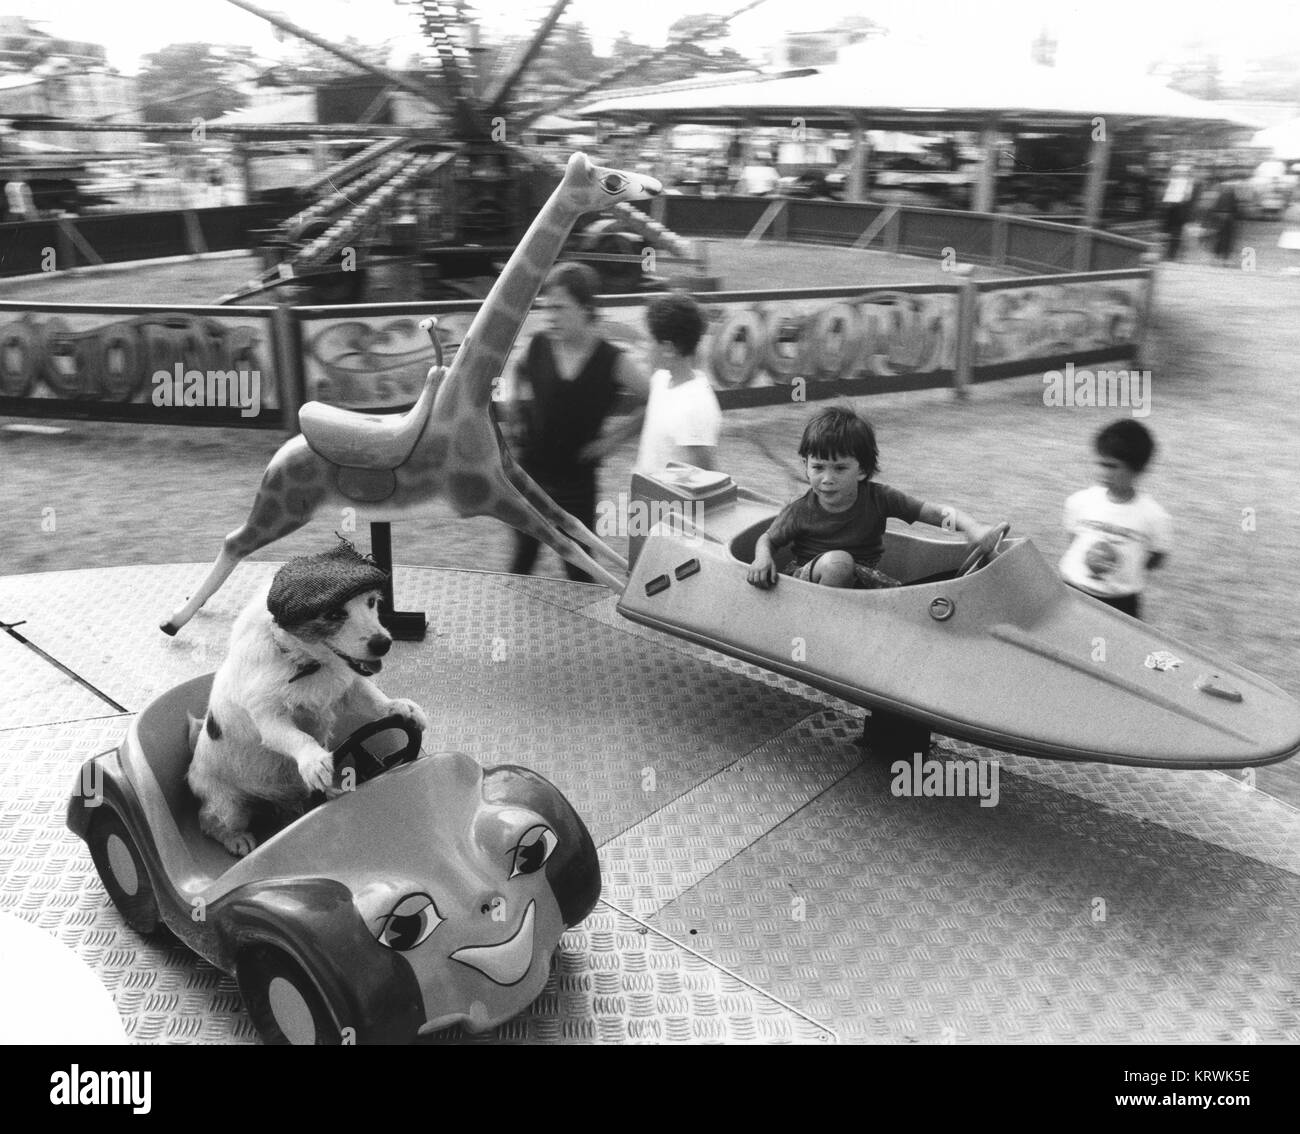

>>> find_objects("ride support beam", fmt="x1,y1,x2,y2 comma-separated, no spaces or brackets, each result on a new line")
484,0,572,118
223,0,448,111
974,124,999,214
1082,126,1113,233
846,116,867,203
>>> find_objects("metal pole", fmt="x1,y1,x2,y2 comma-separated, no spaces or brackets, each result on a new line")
974,124,998,214
847,116,866,203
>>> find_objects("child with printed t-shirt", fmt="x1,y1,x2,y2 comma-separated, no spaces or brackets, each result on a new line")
747,406,1008,590
1060,419,1172,619
634,292,722,474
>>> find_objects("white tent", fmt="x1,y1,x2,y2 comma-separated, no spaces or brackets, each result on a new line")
578,38,1259,133
212,93,319,125
1254,118,1300,159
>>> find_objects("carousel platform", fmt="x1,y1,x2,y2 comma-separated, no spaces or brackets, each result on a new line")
2,562,1299,1045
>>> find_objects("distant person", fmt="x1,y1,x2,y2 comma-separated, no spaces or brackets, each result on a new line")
1209,177,1241,265
502,262,647,583
739,156,780,196
746,406,1007,591
1278,200,1300,273
4,179,35,220
634,292,722,475
1160,162,1198,260
1059,420,1172,620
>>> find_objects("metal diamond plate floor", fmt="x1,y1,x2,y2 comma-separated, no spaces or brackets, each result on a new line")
2,564,1298,1044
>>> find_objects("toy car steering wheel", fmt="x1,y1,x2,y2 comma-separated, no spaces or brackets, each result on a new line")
959,522,1011,577
331,716,423,789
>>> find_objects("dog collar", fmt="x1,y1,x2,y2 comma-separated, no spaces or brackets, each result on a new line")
288,660,322,683
275,639,323,683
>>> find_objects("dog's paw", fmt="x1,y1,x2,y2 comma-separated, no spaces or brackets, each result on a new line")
387,698,430,735
224,831,258,857
296,744,336,794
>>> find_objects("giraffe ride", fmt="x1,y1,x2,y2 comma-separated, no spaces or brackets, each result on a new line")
162,152,661,635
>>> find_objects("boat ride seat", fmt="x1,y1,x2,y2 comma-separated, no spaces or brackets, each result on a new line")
299,377,438,469
729,521,794,571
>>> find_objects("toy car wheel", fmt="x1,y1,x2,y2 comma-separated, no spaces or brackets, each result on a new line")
86,808,162,936
239,946,343,1046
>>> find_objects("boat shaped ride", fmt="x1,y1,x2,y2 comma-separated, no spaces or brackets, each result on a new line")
616,467,1300,770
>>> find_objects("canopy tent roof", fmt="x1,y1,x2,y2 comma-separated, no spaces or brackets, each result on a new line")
211,92,319,126
577,39,1260,134
1254,117,1300,158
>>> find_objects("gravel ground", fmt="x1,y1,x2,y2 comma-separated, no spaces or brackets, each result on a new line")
3,225,1299,801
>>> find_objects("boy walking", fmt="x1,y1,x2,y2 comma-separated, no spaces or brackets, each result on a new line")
1060,419,1172,619
634,292,722,474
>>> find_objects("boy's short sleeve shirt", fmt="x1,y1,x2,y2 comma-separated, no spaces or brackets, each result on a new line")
1059,486,1172,597
634,368,723,473
767,482,924,568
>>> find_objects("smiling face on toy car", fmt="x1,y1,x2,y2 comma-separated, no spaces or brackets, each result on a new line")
341,752,598,1033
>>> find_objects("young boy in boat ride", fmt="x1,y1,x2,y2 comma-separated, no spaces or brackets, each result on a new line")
746,406,1008,590
1059,419,1171,619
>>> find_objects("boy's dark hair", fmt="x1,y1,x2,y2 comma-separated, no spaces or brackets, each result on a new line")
1095,418,1156,472
646,292,705,357
798,406,879,478
544,262,600,316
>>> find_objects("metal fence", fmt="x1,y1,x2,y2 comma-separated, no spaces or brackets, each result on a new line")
0,198,1154,428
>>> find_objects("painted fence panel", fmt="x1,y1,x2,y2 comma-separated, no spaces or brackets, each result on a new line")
0,303,282,426
972,272,1146,377
297,284,962,413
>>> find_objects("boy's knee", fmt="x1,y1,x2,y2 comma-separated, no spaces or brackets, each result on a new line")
813,551,856,587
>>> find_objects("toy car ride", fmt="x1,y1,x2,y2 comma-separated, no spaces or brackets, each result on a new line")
67,673,600,1044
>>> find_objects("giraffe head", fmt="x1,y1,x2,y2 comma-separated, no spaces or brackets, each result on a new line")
558,152,661,212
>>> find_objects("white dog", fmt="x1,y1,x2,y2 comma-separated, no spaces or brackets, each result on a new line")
187,543,430,856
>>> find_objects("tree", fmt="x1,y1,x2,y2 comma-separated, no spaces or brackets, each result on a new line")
137,43,254,123
533,21,599,87
283,36,398,79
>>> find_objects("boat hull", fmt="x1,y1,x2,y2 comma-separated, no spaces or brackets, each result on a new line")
616,474,1300,770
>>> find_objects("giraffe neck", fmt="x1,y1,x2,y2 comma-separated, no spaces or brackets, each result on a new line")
441,189,581,405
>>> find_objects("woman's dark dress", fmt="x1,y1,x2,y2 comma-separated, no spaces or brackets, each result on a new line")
509,333,623,582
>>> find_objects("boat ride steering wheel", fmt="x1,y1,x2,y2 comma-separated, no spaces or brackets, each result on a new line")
959,522,1011,577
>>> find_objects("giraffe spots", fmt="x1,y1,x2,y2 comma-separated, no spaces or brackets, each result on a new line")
452,427,489,463
253,498,283,528
285,484,326,520
435,382,459,419
448,471,492,511
335,467,397,503
419,431,451,469
285,458,318,483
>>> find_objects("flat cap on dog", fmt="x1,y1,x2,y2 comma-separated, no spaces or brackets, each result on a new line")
267,540,389,627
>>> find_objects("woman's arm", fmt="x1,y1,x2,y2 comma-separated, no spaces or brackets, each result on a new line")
497,352,534,449
577,346,649,462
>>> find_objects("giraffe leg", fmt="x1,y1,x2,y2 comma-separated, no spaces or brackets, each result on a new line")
497,434,629,572
479,471,626,593
161,445,328,633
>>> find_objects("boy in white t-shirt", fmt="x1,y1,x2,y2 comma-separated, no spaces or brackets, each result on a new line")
1060,419,1172,619
634,293,722,474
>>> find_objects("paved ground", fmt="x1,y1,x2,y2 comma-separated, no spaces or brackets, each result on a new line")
3,223,1299,803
